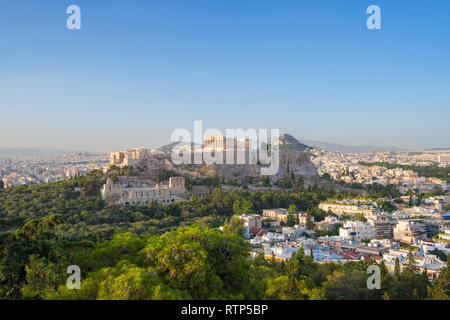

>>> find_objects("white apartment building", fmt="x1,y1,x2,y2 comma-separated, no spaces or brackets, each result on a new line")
339,221,375,241
264,243,300,262
393,220,426,244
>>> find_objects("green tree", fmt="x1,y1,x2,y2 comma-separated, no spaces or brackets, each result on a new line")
288,204,299,225
323,268,370,300
144,225,251,299
265,275,291,299
232,198,253,216
223,216,245,236
288,204,298,215
305,217,315,230
409,195,414,207
354,213,367,222
394,258,401,284
0,214,65,299
261,177,271,187
286,214,296,227
381,201,396,213
428,258,450,300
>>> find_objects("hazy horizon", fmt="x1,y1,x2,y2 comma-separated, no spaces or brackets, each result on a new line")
0,135,447,155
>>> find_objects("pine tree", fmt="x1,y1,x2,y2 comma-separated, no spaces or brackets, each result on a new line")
428,256,450,300
406,248,418,274
378,261,392,299
271,253,276,264
394,258,401,284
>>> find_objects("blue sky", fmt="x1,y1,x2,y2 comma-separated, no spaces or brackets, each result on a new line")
0,0,449,152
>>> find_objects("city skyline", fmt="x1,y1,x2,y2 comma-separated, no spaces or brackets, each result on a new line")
1,0,449,152
0,134,449,156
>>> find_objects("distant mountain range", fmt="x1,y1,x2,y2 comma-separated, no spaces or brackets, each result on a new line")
0,148,85,158
425,147,450,151
296,139,408,154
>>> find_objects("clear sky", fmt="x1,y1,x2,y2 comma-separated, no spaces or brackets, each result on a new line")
0,0,449,152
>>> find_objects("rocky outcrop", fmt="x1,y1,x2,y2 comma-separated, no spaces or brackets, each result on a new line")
271,133,312,152
276,151,318,179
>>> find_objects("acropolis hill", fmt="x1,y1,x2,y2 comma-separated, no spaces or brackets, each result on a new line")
109,135,317,179
101,134,319,205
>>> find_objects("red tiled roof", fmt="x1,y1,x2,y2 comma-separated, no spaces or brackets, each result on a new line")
249,227,262,234
341,252,358,260
341,251,359,259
